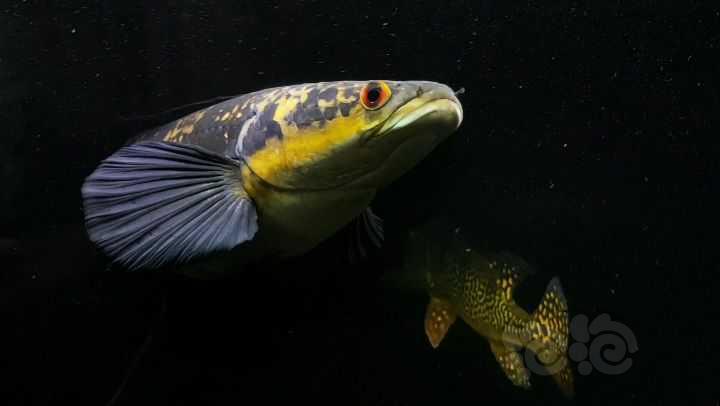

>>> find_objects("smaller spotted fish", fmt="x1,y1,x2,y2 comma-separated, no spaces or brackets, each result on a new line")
401,219,575,398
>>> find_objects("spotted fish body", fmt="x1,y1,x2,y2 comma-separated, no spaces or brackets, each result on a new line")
81,80,462,274
401,220,575,398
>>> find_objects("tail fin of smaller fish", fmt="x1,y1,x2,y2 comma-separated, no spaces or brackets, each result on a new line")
528,277,575,399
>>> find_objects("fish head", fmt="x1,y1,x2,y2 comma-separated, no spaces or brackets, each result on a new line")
239,80,463,190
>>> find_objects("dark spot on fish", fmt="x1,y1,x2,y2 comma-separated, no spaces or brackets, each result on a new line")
189,124,233,153
298,107,324,128
318,87,338,102
290,87,327,128
258,102,281,139
323,106,337,121
263,120,282,143
304,87,320,109
339,103,353,117
241,102,284,156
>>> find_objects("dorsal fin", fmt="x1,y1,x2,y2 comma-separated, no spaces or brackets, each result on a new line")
118,94,241,124
485,251,536,300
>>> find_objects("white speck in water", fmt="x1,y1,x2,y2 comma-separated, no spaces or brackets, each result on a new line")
71,27,77,34
610,288,615,295
562,143,568,148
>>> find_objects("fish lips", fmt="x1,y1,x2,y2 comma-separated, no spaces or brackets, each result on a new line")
377,88,464,137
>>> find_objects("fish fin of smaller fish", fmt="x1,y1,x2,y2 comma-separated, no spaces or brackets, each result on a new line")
489,340,531,389
347,207,384,264
424,296,456,348
493,251,536,275
81,141,258,271
529,277,574,399
552,362,575,399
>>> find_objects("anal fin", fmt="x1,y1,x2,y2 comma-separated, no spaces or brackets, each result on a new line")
424,297,456,348
489,340,531,389
552,362,575,399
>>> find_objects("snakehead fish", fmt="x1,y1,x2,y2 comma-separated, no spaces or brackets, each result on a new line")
398,219,575,398
80,80,463,275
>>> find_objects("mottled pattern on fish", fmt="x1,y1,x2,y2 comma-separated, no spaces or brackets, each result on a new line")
405,223,575,398
133,82,364,159
426,251,538,343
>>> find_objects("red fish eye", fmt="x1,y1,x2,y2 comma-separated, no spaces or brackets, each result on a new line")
360,81,392,110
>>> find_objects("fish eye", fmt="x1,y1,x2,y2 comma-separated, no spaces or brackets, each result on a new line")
360,81,392,110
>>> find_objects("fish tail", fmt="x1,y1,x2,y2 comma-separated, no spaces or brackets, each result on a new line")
529,277,575,398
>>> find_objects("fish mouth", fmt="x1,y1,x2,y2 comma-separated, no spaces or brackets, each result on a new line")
378,95,463,136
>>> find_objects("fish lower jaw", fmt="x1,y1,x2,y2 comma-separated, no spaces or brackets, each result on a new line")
348,131,442,190
380,98,463,133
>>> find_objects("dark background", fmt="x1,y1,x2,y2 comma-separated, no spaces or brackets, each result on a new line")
2,1,718,405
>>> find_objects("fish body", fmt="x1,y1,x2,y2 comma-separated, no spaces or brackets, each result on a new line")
401,219,574,398
81,80,462,275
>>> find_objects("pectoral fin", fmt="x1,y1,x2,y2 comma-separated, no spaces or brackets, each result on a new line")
81,141,259,271
347,207,384,263
424,297,456,348
489,340,531,389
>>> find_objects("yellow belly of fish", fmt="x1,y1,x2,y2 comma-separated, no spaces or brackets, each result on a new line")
243,168,376,257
